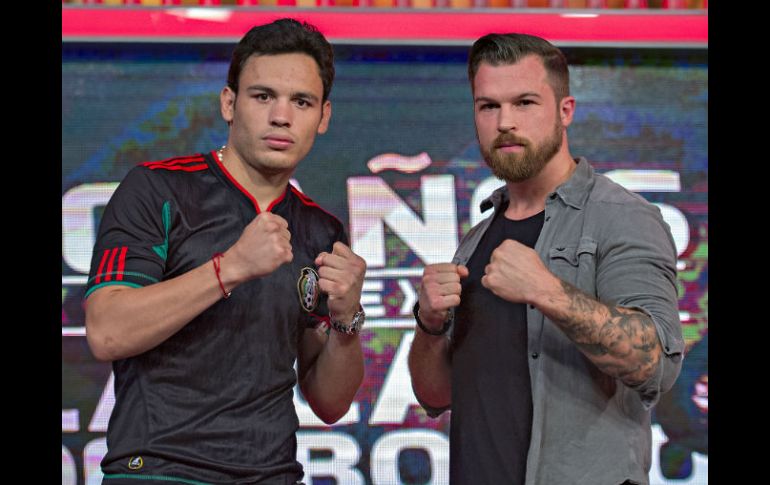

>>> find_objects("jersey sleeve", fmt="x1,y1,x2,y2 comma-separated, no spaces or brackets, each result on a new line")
84,166,169,299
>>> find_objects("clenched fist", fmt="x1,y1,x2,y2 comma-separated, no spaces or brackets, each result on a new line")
315,242,366,323
226,212,293,281
418,263,469,332
481,239,552,304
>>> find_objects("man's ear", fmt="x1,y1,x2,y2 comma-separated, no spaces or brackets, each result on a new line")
559,96,576,128
220,86,236,125
317,100,332,135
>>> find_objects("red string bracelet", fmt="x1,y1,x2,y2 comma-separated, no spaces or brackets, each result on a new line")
212,253,231,299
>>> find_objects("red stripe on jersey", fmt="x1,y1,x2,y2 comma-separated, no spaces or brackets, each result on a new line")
146,163,208,172
95,249,110,284
144,155,206,169
289,185,343,224
104,247,119,282
309,312,331,324
144,158,205,168
265,189,287,212
116,246,128,281
141,155,204,167
211,150,262,214
290,185,319,207
309,312,332,333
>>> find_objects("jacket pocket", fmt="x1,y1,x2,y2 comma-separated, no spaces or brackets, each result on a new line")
548,238,598,296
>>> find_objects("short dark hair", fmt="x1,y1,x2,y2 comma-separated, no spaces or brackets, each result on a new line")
468,33,570,102
227,18,335,101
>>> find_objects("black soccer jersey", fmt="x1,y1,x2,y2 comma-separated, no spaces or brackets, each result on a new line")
85,151,346,484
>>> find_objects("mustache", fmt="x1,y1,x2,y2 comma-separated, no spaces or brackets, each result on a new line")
493,133,529,148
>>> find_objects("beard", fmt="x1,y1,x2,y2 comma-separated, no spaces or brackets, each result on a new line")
480,120,563,183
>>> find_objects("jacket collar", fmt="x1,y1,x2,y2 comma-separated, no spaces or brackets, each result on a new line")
479,157,595,213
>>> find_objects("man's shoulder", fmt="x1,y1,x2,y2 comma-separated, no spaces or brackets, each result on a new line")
134,153,211,177
583,170,672,244
116,153,212,193
587,171,655,210
287,184,344,232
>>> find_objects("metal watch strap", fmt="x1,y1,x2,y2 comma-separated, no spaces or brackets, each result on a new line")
330,308,365,335
413,302,451,336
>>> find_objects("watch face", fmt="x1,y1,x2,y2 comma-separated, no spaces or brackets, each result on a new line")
332,311,365,335
353,311,365,330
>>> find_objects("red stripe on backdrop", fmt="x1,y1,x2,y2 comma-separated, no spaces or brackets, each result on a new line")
62,8,707,46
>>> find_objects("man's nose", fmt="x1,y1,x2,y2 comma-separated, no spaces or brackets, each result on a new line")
270,98,292,128
497,105,517,133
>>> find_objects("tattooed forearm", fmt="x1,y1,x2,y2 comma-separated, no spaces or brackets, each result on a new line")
548,281,662,385
577,342,609,356
561,280,601,316
550,281,602,344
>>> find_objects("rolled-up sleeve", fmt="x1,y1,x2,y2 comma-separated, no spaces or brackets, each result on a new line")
596,201,684,409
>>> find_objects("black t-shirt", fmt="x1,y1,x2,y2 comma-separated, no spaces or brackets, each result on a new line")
450,204,544,485
86,151,344,484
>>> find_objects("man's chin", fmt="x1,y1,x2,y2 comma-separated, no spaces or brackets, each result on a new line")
249,157,299,176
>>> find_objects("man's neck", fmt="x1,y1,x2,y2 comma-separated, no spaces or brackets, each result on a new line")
219,146,292,211
503,151,577,221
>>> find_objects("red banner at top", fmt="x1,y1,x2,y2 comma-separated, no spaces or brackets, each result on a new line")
62,7,708,46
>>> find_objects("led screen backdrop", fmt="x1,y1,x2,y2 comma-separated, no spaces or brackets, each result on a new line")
62,43,708,485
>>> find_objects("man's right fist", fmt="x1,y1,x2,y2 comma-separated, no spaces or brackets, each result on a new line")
418,263,469,331
226,212,293,281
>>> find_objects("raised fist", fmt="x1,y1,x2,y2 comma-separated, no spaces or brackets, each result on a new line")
418,263,468,331
227,212,293,280
315,242,367,322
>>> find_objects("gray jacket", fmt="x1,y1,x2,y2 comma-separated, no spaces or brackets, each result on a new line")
422,157,684,485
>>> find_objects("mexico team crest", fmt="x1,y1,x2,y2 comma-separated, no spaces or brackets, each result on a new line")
297,267,320,312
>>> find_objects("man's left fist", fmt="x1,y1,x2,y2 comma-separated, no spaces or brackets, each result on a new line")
481,239,551,305
315,242,367,322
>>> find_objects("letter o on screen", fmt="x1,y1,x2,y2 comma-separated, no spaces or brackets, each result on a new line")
371,429,449,485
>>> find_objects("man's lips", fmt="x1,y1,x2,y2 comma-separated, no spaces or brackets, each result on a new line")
263,135,294,149
496,142,526,153
494,135,527,151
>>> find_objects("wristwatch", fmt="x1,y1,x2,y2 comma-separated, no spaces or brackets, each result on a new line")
330,308,366,335
413,302,452,336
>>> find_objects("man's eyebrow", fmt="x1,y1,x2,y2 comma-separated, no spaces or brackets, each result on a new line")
474,92,542,103
245,85,320,103
514,92,542,100
474,96,498,104
245,85,277,96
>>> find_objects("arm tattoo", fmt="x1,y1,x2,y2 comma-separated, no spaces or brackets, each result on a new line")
553,281,661,385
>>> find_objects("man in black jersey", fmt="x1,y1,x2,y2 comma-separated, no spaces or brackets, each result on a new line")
85,19,366,485
408,33,683,485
